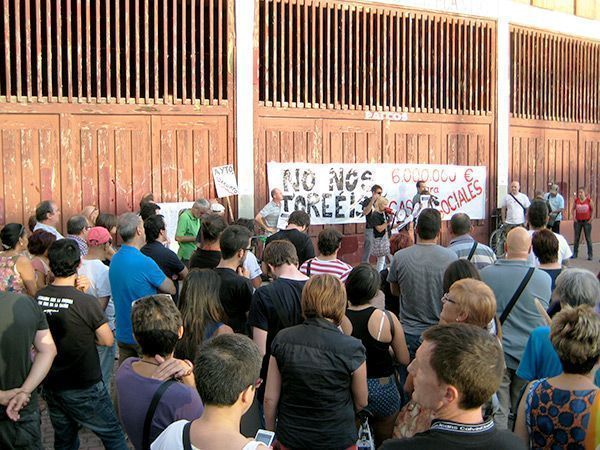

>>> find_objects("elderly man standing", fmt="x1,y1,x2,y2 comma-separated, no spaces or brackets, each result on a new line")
175,199,211,266
480,227,551,429
500,181,530,229
255,188,283,235
65,215,90,256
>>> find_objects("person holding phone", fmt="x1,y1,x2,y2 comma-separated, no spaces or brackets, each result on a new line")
152,334,270,450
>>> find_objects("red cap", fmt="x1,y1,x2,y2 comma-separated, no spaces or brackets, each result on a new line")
87,227,112,246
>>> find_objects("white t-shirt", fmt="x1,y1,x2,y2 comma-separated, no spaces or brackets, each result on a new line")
243,251,262,281
79,258,115,330
527,229,573,266
151,420,266,450
501,192,531,225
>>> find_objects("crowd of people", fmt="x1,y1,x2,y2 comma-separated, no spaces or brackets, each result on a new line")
0,182,598,450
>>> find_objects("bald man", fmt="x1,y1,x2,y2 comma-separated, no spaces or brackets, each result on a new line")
480,227,551,430
500,181,530,228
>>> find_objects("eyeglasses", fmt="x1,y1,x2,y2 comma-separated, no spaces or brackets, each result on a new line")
441,293,457,305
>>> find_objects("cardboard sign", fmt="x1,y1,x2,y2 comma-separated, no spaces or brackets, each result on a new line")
212,164,239,198
267,162,487,225
156,202,194,253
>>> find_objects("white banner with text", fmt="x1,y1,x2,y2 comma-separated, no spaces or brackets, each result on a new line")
267,162,487,225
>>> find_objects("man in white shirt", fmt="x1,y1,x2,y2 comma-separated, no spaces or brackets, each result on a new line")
33,200,64,240
501,181,530,227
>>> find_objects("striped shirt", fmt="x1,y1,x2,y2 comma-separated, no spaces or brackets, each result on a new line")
448,235,496,270
300,257,353,282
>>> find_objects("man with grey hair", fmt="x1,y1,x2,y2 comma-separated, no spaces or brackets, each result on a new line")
109,213,176,365
255,188,283,235
66,215,90,256
517,268,600,387
175,199,211,266
33,200,64,239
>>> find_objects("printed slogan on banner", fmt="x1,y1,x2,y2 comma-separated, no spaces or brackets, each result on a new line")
267,162,487,225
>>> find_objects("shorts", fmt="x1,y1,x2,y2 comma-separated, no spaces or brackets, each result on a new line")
366,376,401,418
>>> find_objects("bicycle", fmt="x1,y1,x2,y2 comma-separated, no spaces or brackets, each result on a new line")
489,209,509,258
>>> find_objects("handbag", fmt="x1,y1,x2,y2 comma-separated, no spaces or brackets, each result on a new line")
371,235,390,258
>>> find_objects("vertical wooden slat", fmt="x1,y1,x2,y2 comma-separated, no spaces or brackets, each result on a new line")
368,9,374,109
320,2,325,106
25,0,33,101
395,12,400,110
172,0,177,102
303,0,308,106
95,0,100,100
278,0,284,105
402,12,406,111
217,0,223,104
512,28,517,116
456,20,461,113
462,20,467,114
135,0,140,103
272,0,277,104
294,0,299,105
125,0,131,102
311,1,316,107
374,8,380,110
153,0,159,102
468,21,473,114
419,14,424,111
444,18,448,113
162,0,168,102
85,0,91,101
14,0,22,101
475,22,481,113
487,23,492,115
198,0,205,103
105,0,111,100
433,17,438,113
4,0,12,101
333,3,339,107
74,0,82,101
348,5,353,108
362,7,367,110
57,0,63,100
525,30,530,118
341,4,346,108
115,0,121,102
426,15,431,112
408,13,413,111
36,0,42,101
209,0,215,103
382,10,387,110
190,0,196,102
181,0,187,103
286,2,298,104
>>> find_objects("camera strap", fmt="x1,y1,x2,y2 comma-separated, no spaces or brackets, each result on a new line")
509,193,527,213
499,268,535,325
467,241,478,261
142,379,177,450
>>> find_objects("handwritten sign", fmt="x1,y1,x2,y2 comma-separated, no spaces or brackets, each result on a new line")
212,164,239,198
267,162,487,225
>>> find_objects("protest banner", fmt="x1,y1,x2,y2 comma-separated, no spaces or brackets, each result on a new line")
267,162,486,225
212,164,238,221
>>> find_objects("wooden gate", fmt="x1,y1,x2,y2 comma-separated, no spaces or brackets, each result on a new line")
254,0,497,259
0,0,235,231
510,26,600,242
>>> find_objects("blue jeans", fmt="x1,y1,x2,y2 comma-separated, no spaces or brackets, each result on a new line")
43,381,128,450
97,342,116,389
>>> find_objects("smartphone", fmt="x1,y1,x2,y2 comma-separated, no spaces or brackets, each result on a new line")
254,429,275,447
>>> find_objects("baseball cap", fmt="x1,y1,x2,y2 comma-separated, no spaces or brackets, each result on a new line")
87,226,112,246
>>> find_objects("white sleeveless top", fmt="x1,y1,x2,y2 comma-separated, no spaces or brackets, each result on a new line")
151,420,266,450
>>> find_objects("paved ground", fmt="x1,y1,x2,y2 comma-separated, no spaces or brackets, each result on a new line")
39,243,600,449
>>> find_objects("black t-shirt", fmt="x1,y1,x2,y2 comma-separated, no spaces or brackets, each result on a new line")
361,197,380,229
214,268,253,334
141,241,186,303
372,211,387,238
36,285,107,391
248,278,307,381
271,318,366,450
266,229,315,265
189,248,222,269
380,419,528,450
0,292,48,417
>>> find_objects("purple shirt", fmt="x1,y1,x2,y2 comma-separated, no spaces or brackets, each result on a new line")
115,358,203,450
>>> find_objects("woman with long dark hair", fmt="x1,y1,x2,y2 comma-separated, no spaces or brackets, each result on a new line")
175,269,233,361
0,223,37,296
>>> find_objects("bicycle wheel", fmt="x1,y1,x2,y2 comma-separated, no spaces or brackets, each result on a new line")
489,229,505,258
